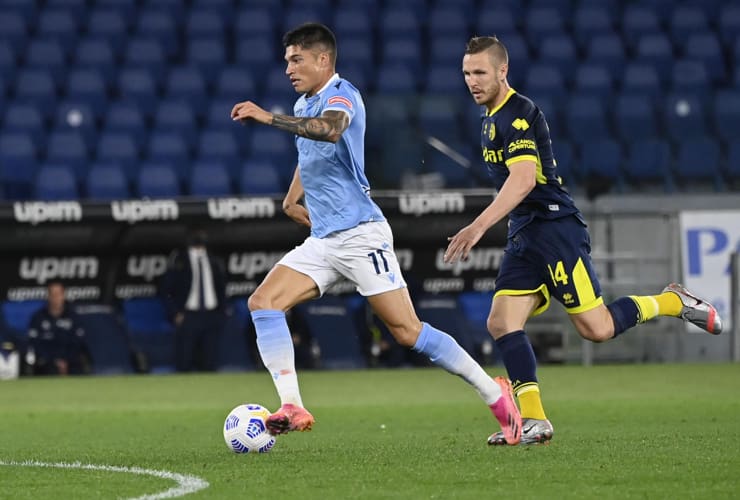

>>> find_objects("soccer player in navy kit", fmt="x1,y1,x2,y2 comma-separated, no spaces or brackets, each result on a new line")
231,24,521,444
445,36,723,445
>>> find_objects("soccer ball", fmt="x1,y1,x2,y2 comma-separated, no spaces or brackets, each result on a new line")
223,404,276,453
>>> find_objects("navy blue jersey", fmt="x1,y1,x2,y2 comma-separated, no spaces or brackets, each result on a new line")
480,89,582,236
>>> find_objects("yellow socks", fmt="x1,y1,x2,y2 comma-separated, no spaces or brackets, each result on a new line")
516,383,547,420
653,291,683,317
629,292,683,323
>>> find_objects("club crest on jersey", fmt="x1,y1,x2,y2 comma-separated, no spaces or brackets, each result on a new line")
512,118,529,131
327,96,352,109
484,122,496,140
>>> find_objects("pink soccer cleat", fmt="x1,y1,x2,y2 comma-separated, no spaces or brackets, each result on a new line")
266,404,315,435
489,376,522,446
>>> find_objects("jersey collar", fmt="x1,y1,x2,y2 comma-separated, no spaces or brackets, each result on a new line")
307,73,340,100
486,88,516,116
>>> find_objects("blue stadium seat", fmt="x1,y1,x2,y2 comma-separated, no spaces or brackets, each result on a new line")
139,0,186,26
379,6,421,40
235,37,276,80
0,41,16,83
614,94,658,142
48,0,87,20
293,296,366,369
205,99,241,133
65,68,108,111
137,163,181,198
552,140,576,184
264,66,296,100
215,66,257,102
215,299,255,373
573,63,613,100
684,32,726,84
475,8,519,39
429,35,469,65
13,69,57,119
45,130,89,180
333,7,373,41
164,66,208,118
104,101,147,150
381,37,423,72
124,37,167,86
135,9,178,58
234,7,276,39
712,91,740,145
96,0,138,27
246,128,296,176
622,62,661,99
671,59,711,97
190,0,234,24
85,163,130,200
337,64,368,93
424,65,468,95
146,131,191,183
86,9,127,57
96,131,141,182
578,139,623,187
635,33,674,86
122,297,175,373
34,164,79,200
624,139,673,191
427,6,468,37
281,7,328,36
718,5,740,46
37,9,78,56
725,141,740,188
622,6,661,50
573,6,614,51
523,64,566,100
525,7,566,47
0,132,37,199
0,12,28,51
673,137,722,190
75,305,134,374
187,38,227,86
25,39,66,82
116,68,158,116
185,9,224,40
669,5,708,47
197,130,240,167
538,34,578,80
663,93,707,144
584,32,626,84
375,64,419,95
189,161,233,197
424,141,475,188
153,100,198,146
1,300,46,332
2,102,46,150
239,160,284,195
525,92,562,139
340,37,375,69
74,38,117,85
417,95,462,143
565,95,610,146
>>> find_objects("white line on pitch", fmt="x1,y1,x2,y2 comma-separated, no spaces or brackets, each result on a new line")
0,460,210,499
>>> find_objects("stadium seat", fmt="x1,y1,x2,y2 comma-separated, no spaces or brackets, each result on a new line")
137,163,181,198
584,32,626,83
621,6,661,50
523,64,566,100
293,296,366,369
663,93,707,144
475,8,519,40
205,99,241,132
337,64,368,93
669,5,709,47
0,12,29,50
578,139,624,191
573,6,614,51
116,68,158,116
85,163,130,200
573,63,613,100
95,0,138,28
185,9,224,40
718,5,740,46
281,7,329,37
96,131,141,182
673,137,723,190
122,297,176,373
0,41,16,83
417,95,462,143
34,164,79,201
525,7,566,47
2,102,46,150
153,100,198,146
552,140,576,184
191,0,234,24
234,7,276,39
215,66,257,102
146,131,191,183
525,92,561,139
427,6,468,37
164,66,208,118
622,62,661,99
333,7,373,41
139,0,186,25
235,37,276,79
424,65,468,95
45,130,89,180
86,9,127,57
74,38,117,85
634,33,674,86
197,130,240,167
340,37,375,69
264,66,296,100
725,141,740,188
187,38,227,86
671,59,712,99
135,9,178,58
65,68,108,113
75,305,135,374
13,69,57,119
0,132,37,199
614,94,658,142
623,139,673,191
239,160,285,195
246,128,296,178
537,34,578,80
381,37,423,72
104,101,147,150
25,39,66,82
123,37,167,86
684,32,726,84
429,35,469,66
564,95,610,146
1,300,46,332
379,7,421,40
37,9,79,55
712,91,740,144
189,161,233,197
423,141,475,188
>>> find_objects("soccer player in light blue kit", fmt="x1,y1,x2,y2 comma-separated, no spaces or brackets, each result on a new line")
231,23,521,444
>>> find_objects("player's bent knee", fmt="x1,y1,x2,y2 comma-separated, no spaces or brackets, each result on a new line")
386,323,422,348
577,325,613,343
247,292,270,312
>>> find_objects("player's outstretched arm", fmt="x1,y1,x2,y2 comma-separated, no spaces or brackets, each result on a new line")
270,110,349,143
282,167,311,228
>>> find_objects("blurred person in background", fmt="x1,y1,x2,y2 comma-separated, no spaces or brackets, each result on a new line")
230,22,521,444
161,229,227,372
446,35,723,446
26,281,92,376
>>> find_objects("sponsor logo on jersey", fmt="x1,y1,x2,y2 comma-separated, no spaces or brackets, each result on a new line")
512,118,529,131
327,96,353,109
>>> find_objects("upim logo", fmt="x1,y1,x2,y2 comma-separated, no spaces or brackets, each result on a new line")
435,248,505,276
398,192,465,216
111,200,179,224
13,202,82,225
228,252,285,279
127,255,168,282
208,198,276,221
19,257,98,284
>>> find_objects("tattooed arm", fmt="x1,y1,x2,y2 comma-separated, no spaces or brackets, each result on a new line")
231,100,349,143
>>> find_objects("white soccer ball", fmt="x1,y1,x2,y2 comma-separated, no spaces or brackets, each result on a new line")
223,404,277,454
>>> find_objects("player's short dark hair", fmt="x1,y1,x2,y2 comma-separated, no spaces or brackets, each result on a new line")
283,23,337,64
465,36,508,64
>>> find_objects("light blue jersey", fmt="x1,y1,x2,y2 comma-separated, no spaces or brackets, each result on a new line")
293,73,385,238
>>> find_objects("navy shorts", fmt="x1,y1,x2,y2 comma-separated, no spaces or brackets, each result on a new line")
494,215,604,316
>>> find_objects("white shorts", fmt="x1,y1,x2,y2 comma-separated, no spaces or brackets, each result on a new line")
278,221,407,296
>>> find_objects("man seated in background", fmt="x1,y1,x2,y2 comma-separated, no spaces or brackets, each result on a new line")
26,281,92,376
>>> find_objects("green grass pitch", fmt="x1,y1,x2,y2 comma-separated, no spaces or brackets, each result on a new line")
1,364,739,499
